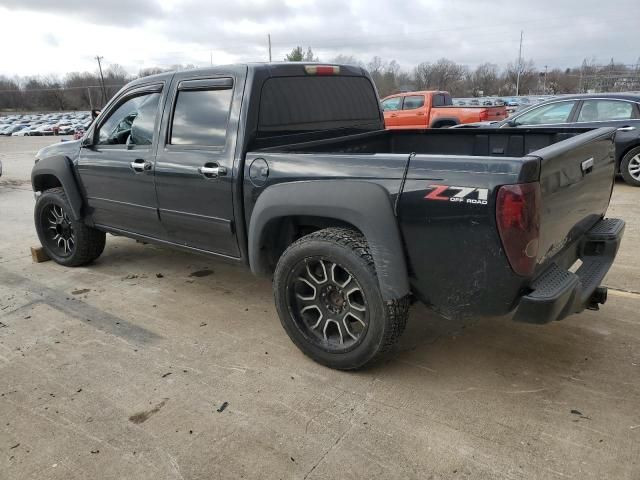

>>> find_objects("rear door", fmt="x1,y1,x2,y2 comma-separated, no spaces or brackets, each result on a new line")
396,95,427,128
153,72,242,257
573,98,640,161
77,83,164,237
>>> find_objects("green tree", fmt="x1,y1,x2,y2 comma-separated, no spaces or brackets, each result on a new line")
285,46,318,62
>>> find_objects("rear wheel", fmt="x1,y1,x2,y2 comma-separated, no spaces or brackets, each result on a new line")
34,188,106,266
273,228,409,370
620,147,640,186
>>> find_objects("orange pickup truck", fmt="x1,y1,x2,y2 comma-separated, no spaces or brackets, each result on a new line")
381,91,507,129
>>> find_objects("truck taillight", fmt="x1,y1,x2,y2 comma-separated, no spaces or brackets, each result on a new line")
496,182,541,276
479,109,489,121
304,65,340,75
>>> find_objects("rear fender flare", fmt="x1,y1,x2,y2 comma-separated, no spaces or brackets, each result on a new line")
248,180,410,301
31,155,83,221
430,117,459,128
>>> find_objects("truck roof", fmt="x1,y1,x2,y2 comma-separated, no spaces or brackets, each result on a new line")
126,62,369,88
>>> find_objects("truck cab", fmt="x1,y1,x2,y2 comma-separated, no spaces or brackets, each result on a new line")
382,90,507,129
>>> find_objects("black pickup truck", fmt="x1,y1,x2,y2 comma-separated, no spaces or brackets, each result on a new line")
31,63,624,369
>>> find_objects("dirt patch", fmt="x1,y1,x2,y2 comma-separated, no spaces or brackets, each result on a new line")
129,398,168,424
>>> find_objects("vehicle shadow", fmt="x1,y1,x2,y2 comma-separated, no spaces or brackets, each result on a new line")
94,236,604,384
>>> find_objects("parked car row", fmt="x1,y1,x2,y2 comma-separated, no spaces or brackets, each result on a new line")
453,92,640,186
0,111,92,137
454,95,556,113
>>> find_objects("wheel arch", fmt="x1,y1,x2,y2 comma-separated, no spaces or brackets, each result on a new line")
31,155,84,221
618,142,640,171
248,181,410,301
430,117,459,128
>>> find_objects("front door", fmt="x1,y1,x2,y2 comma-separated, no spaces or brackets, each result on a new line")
77,84,164,238
382,96,403,128
154,75,240,257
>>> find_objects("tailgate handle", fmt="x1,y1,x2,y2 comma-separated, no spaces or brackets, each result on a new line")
581,157,594,175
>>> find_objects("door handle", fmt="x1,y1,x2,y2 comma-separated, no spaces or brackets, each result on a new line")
198,163,227,178
617,126,636,132
581,157,594,175
416,112,425,116
130,159,152,172
390,114,398,117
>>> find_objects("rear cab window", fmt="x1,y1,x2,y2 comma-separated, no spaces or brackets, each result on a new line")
432,93,453,107
258,76,381,134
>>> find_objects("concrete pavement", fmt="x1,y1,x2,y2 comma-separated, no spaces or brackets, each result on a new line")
1,137,639,479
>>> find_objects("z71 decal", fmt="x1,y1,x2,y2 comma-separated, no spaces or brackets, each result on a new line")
424,185,489,205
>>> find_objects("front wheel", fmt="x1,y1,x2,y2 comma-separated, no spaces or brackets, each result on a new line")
273,228,409,370
34,187,106,266
620,147,640,186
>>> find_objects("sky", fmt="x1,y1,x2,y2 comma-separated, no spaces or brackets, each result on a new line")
0,0,638,77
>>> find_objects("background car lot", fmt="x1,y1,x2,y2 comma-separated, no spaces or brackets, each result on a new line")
1,136,639,479
0,111,91,137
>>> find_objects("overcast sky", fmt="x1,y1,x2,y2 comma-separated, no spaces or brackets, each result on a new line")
1,0,638,77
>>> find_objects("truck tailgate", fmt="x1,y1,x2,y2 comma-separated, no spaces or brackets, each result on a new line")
531,127,616,271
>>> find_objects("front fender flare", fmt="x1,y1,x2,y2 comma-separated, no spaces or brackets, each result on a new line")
31,155,83,221
248,181,410,301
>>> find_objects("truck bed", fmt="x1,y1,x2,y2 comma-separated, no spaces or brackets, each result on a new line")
255,127,593,157
250,127,617,318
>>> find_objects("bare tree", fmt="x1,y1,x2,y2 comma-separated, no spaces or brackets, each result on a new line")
504,58,537,94
467,63,500,96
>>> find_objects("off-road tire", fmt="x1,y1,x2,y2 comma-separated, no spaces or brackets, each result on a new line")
34,187,106,266
273,227,409,370
620,146,640,187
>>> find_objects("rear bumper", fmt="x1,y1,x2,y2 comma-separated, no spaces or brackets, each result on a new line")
514,218,625,324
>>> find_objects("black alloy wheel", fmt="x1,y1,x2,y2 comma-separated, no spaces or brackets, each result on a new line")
286,256,369,352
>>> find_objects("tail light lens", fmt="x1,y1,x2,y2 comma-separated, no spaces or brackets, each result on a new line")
479,109,489,121
496,182,541,276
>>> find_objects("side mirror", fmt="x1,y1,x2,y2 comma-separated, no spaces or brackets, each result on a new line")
506,119,519,127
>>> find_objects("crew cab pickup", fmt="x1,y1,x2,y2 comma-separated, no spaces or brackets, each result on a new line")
382,90,508,129
32,63,624,370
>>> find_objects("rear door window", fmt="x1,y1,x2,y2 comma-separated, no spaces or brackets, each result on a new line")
577,100,636,122
170,79,233,147
402,95,425,110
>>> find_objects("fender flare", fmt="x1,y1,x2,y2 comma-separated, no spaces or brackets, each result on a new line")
248,180,410,301
31,155,84,221
430,117,459,128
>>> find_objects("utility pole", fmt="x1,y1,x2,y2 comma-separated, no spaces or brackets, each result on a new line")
515,30,523,96
95,56,107,105
210,51,213,66
268,34,272,62
86,86,93,110
543,65,548,94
